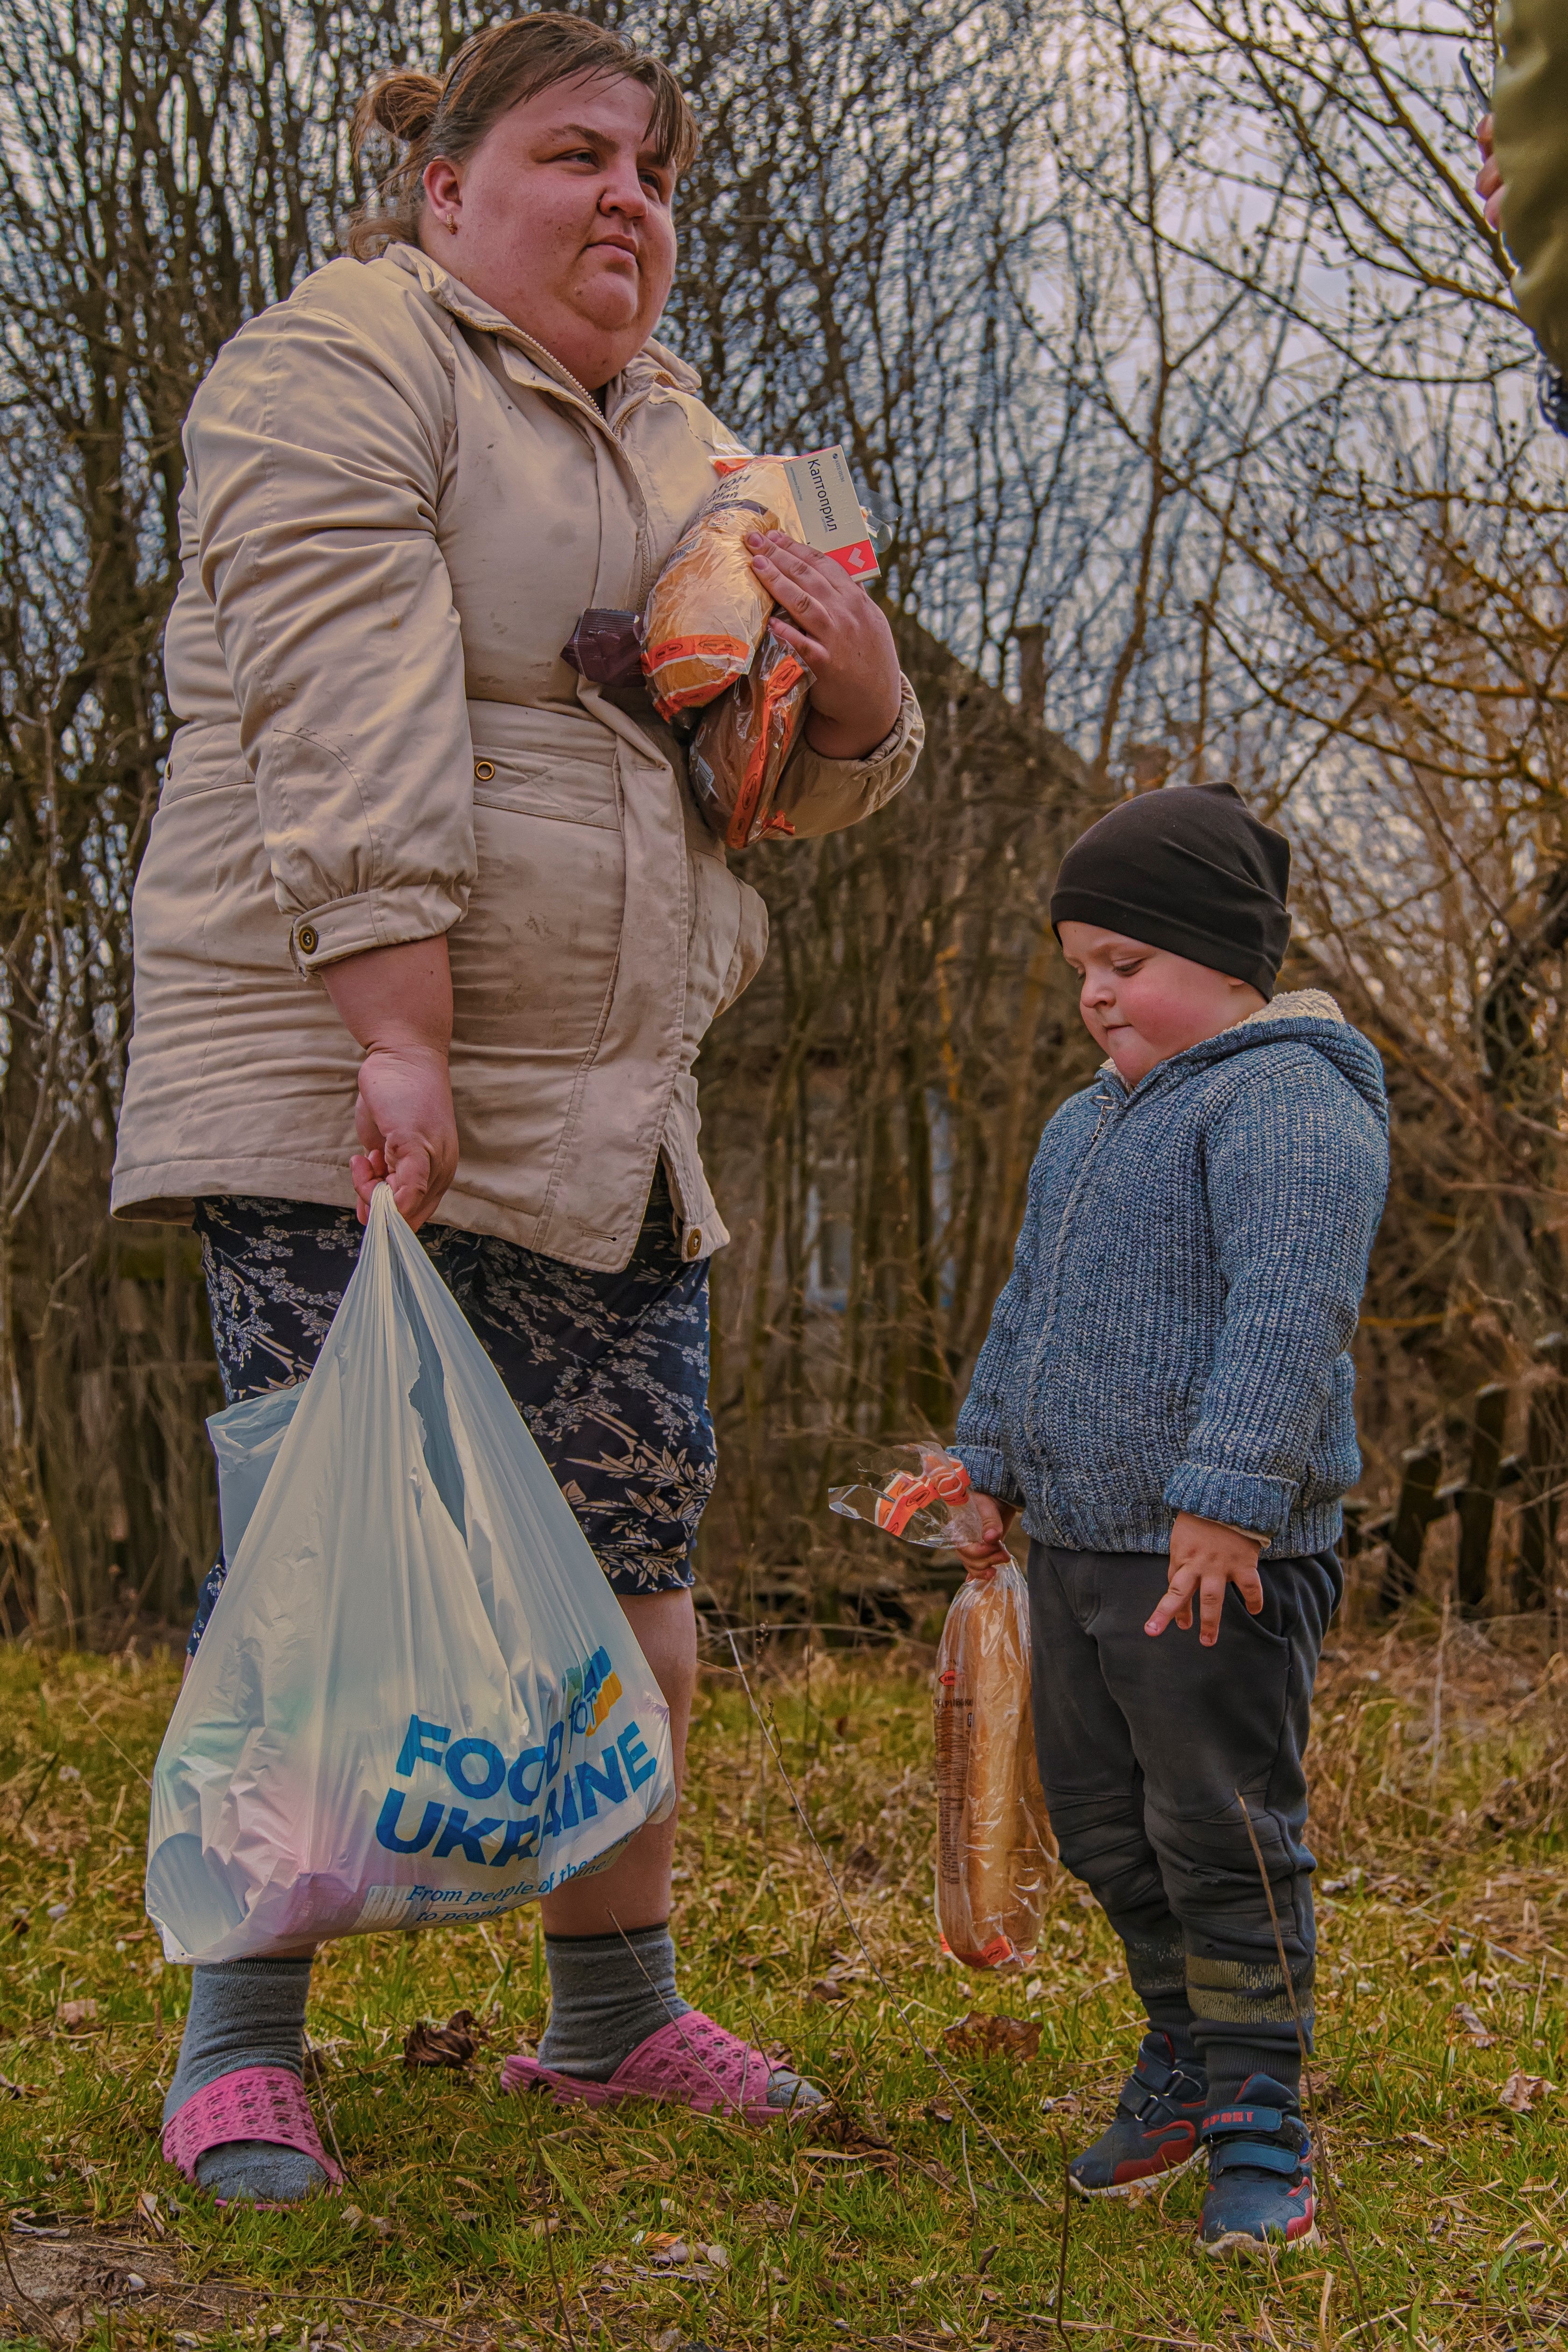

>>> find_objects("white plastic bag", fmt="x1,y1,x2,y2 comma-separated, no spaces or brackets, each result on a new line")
147,1185,676,1965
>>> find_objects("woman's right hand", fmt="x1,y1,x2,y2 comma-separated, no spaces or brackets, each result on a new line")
319,935,458,1230
955,1491,1017,1580
349,1042,459,1230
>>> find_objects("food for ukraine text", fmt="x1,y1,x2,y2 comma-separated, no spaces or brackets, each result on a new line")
374,1663,653,1868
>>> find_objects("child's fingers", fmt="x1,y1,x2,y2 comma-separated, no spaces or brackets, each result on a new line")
1238,1560,1266,1614
1145,1569,1198,1637
1198,1571,1228,1646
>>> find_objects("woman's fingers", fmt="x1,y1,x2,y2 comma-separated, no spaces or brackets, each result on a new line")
744,531,902,761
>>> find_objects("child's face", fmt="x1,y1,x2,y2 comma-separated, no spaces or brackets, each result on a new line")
1057,922,1267,1087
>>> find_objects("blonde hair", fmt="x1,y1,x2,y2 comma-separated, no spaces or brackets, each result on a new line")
347,12,699,262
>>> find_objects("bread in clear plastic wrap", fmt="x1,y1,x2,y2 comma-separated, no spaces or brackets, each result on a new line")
687,626,814,850
640,458,801,720
933,1561,1058,1968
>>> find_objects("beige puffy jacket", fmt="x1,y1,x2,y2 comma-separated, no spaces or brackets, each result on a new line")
111,242,922,1270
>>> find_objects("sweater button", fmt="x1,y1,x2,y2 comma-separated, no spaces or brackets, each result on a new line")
297,925,318,956
684,1229,702,1259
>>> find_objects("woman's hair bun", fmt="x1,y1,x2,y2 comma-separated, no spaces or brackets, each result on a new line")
353,69,443,155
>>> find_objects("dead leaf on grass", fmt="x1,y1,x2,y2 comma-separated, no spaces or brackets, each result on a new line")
1500,2070,1556,2115
403,2007,488,2069
1451,2001,1496,2048
942,2010,1041,2059
809,1973,850,2002
57,1998,97,2031
743,2199,793,2228
807,2103,894,2155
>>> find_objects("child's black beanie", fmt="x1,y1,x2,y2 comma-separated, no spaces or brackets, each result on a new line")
1049,782,1291,999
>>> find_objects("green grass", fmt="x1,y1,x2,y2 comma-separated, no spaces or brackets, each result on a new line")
1,1627,1566,2349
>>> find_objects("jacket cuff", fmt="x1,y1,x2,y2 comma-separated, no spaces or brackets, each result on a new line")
952,1444,1023,1509
1164,1461,1298,1539
838,673,920,770
287,883,467,976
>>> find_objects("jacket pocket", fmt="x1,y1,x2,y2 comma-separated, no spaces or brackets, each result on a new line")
452,755,625,1057
159,726,249,807
470,742,618,831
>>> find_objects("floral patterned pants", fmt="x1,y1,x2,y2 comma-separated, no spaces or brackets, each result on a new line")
186,1170,714,1651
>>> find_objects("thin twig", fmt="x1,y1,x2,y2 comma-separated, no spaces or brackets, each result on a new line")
722,1632,1181,2347
1054,2125,1072,2338
303,2040,354,2188
538,2172,578,2352
1235,1789,1369,2323
72,1697,151,1788
1429,1591,1449,1790
723,1632,1056,2206
0,2220,65,2348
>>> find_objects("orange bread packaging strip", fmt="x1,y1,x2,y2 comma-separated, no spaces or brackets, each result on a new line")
933,1561,1059,1969
640,444,879,723
687,627,813,851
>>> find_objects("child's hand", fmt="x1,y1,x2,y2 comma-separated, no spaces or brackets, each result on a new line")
1145,1512,1265,1646
956,1492,1017,1581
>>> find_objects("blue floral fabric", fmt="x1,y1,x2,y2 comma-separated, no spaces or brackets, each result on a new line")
187,1172,714,1651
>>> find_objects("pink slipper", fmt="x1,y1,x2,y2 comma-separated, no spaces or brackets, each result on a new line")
501,2010,791,2123
161,2065,344,2193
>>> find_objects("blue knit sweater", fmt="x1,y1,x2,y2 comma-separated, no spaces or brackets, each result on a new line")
954,990,1389,1559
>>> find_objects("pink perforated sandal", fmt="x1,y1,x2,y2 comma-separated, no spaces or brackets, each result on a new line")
501,2011,797,2123
161,2066,344,2198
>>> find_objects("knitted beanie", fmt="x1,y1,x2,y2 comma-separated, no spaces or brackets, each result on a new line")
1049,782,1291,998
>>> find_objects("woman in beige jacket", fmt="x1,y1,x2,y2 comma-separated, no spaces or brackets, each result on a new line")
118,13,922,2202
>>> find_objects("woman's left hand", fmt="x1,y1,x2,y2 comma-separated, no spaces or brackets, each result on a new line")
745,531,903,761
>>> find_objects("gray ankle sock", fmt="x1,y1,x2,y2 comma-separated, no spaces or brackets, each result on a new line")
537,1924,821,2108
165,1958,327,2203
537,1925,693,2080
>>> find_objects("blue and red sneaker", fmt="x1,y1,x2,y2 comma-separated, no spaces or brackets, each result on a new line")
1199,2074,1316,2255
1067,2032,1209,2197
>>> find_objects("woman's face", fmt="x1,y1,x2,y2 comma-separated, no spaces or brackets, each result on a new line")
420,71,678,391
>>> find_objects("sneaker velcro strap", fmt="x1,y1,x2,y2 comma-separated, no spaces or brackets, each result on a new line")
1207,2138,1302,2179
1134,2052,1176,2095
1203,2104,1285,2137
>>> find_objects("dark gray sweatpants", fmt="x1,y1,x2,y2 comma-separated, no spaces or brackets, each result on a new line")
1027,1541,1340,2105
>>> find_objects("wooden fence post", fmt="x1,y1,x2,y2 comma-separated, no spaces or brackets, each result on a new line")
1456,1383,1510,1613
1377,1446,1443,1614
1518,1333,1567,1612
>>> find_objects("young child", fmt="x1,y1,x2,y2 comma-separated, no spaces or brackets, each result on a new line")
953,782,1388,2257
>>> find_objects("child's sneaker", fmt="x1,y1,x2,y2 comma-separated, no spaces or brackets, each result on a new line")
1068,2032,1208,2196
1199,2074,1316,2254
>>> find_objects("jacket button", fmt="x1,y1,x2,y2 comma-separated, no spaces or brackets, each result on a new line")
684,1229,702,1259
297,925,318,956
473,758,496,782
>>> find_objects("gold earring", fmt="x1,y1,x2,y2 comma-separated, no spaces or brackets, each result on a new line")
447,214,459,234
